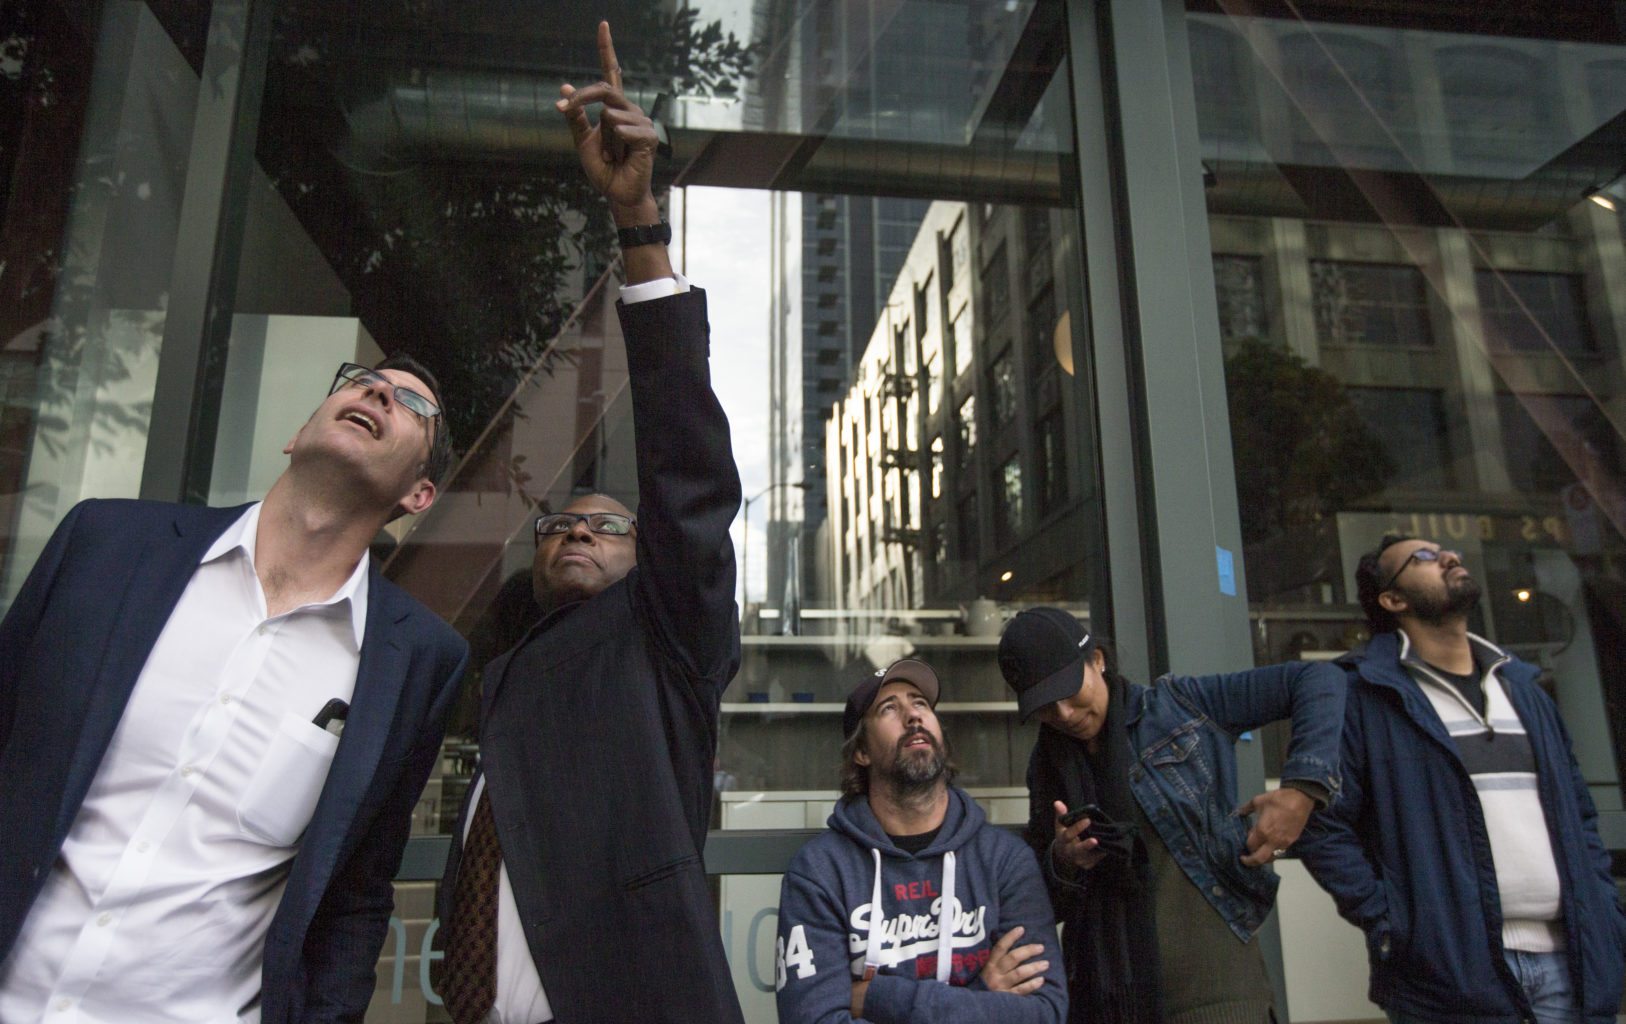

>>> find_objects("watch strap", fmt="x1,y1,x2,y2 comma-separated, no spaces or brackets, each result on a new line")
617,221,672,249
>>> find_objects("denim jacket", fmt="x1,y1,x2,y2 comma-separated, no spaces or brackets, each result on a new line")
1028,661,1345,941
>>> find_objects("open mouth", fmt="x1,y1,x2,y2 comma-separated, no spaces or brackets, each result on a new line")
340,409,380,438
901,734,934,751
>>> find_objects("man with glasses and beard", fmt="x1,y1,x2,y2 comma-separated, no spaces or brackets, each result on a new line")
774,659,1067,1024
1295,535,1625,1024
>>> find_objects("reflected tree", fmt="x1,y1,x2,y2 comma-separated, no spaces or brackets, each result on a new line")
1225,337,1393,596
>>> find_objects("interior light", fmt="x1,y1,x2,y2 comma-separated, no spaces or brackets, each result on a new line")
999,570,1014,582
1515,588,1532,603
1587,190,1618,212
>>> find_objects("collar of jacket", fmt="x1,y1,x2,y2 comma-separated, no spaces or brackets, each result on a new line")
1340,631,1541,747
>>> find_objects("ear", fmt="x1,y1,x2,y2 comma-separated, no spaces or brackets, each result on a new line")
854,747,871,768
1089,647,1106,673
396,477,437,518
1377,589,1408,614
282,428,302,456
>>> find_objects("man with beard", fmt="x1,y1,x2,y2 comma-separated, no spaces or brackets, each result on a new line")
1296,535,1625,1024
774,659,1067,1024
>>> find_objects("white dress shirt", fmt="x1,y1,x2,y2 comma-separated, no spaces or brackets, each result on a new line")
473,273,690,1024
0,503,369,1024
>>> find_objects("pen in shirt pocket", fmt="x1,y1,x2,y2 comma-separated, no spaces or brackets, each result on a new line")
312,698,349,737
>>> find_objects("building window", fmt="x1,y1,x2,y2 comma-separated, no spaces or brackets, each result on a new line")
1346,387,1456,490
914,280,930,340
930,435,945,498
939,233,955,294
951,313,972,376
1036,409,1068,517
931,519,949,569
1497,393,1622,496
1213,254,1268,345
1027,285,1057,377
1474,270,1596,355
956,492,979,558
987,350,1017,429
1311,260,1433,347
994,454,1023,548
956,395,977,474
982,242,1010,327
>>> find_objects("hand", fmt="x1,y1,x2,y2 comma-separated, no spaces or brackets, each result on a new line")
1050,799,1105,872
1237,787,1315,867
978,925,1049,995
850,977,870,1019
556,21,661,225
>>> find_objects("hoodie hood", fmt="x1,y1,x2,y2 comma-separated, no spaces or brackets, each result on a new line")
827,785,986,858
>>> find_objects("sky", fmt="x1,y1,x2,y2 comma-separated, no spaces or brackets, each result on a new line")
669,185,783,607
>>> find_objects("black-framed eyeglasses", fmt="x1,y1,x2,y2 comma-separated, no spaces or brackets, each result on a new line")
1380,547,1460,591
330,363,441,421
534,511,636,541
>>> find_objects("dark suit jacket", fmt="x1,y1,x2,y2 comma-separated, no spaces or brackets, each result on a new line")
0,498,468,1023
438,289,746,1023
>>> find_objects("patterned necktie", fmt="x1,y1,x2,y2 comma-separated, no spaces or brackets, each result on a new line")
441,786,500,1024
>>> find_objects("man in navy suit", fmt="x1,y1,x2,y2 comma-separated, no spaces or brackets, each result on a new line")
0,351,469,1022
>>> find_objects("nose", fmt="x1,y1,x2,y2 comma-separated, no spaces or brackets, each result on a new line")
1438,549,1463,569
564,516,595,542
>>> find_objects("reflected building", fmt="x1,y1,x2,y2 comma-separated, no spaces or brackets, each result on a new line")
825,199,1091,614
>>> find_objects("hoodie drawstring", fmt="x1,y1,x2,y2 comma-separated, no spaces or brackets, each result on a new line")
863,847,959,984
934,850,957,983
864,848,884,979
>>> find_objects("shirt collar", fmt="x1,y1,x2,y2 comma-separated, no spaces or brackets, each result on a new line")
202,503,371,649
1397,628,1507,676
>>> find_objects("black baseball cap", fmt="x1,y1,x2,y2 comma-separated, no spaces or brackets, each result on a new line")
842,659,941,738
998,607,1095,721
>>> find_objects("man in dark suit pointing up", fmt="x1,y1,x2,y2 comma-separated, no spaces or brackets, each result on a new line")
434,20,747,1024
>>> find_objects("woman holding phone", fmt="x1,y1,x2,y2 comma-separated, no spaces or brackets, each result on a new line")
997,607,1344,1024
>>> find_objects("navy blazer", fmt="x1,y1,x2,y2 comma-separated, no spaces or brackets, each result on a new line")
0,498,469,1023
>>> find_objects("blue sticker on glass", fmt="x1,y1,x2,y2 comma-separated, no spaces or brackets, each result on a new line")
1216,546,1236,596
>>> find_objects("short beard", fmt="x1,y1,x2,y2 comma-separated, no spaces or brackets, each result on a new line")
1403,573,1482,625
878,731,947,799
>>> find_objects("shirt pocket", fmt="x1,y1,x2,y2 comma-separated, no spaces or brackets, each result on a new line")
237,711,340,847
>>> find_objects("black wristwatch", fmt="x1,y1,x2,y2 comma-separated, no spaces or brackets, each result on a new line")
617,221,672,249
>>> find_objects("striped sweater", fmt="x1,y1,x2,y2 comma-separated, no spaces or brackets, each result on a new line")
1399,630,1564,952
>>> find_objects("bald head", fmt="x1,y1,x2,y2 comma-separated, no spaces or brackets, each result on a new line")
531,493,639,609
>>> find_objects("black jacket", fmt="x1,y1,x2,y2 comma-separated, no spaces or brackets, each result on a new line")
438,288,745,1024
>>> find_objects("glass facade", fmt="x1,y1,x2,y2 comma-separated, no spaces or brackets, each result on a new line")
0,0,1621,1020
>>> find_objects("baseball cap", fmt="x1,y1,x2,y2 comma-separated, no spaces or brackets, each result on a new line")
842,658,941,738
997,607,1095,721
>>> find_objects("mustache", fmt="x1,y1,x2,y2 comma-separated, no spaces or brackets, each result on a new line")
896,727,942,754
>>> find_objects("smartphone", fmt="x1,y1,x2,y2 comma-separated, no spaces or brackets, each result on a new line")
1058,803,1105,828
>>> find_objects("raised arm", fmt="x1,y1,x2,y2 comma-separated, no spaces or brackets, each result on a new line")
1162,659,1343,865
557,22,742,685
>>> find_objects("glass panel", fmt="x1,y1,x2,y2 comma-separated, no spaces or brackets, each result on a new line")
1192,8,1626,1015
127,1,1103,1019
0,0,216,603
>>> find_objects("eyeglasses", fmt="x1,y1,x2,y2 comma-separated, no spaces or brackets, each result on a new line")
534,511,636,541
330,363,441,422
1380,547,1460,591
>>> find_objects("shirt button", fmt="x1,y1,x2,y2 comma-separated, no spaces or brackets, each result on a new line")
97,912,112,926
220,694,232,706
258,624,270,636
181,765,195,777
54,998,72,1011
1211,885,1224,897
136,841,150,853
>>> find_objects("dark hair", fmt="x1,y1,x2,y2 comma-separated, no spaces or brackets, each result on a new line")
375,353,454,488
1355,533,1412,635
838,715,958,800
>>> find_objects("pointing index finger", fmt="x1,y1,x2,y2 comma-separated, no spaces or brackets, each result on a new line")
598,20,622,92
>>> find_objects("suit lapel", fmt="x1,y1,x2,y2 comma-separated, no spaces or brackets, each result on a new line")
59,506,242,837
286,571,409,900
